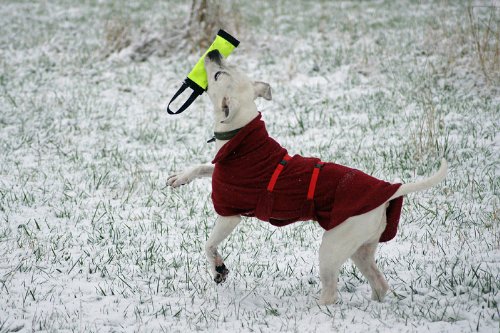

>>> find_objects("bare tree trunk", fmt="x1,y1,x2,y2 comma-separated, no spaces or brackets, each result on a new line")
103,0,240,61
186,0,239,52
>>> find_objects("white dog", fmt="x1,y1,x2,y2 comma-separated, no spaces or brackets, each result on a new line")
167,50,448,305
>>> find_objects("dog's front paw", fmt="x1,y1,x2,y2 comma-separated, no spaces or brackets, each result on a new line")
319,291,338,305
214,264,229,284
167,172,191,188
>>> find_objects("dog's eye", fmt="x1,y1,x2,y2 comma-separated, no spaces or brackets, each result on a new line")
214,71,223,81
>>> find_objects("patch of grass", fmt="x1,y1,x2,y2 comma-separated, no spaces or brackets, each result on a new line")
467,5,500,84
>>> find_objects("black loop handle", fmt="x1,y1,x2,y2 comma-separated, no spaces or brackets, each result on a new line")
166,81,203,115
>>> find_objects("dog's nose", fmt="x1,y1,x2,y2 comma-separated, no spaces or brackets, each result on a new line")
206,49,222,65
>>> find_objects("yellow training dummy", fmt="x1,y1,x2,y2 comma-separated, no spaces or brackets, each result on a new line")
167,30,239,115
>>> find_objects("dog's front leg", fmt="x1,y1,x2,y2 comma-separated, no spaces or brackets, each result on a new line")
205,215,241,284
167,164,214,187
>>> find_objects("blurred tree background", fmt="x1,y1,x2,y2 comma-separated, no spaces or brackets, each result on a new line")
104,0,240,62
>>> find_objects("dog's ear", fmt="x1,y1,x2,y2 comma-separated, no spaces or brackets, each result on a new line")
253,81,272,101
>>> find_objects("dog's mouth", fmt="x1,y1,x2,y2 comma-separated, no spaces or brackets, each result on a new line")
221,97,229,120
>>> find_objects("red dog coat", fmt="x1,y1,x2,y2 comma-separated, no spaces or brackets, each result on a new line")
211,114,403,242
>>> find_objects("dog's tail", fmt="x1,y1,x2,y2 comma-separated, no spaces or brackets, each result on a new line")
389,159,448,200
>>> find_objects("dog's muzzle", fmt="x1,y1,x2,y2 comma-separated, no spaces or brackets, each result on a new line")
207,49,222,66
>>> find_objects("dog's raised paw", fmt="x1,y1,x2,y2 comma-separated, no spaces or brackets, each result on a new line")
167,172,191,188
214,264,229,284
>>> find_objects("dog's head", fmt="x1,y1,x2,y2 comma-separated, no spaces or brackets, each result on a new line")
204,50,271,124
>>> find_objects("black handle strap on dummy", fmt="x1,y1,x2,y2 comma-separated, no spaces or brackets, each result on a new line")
166,78,204,115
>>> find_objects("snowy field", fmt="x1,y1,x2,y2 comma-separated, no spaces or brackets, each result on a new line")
0,1,499,332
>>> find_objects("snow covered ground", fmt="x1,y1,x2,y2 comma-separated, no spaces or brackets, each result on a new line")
0,1,498,332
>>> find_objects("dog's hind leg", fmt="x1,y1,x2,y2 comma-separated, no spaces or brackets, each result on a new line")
318,232,352,305
318,222,367,305
350,242,389,302
205,215,241,284
318,205,387,305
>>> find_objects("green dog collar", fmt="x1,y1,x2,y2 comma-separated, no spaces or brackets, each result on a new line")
207,127,242,143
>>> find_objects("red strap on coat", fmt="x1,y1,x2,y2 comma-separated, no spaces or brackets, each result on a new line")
267,155,324,201
307,162,325,200
267,154,291,192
